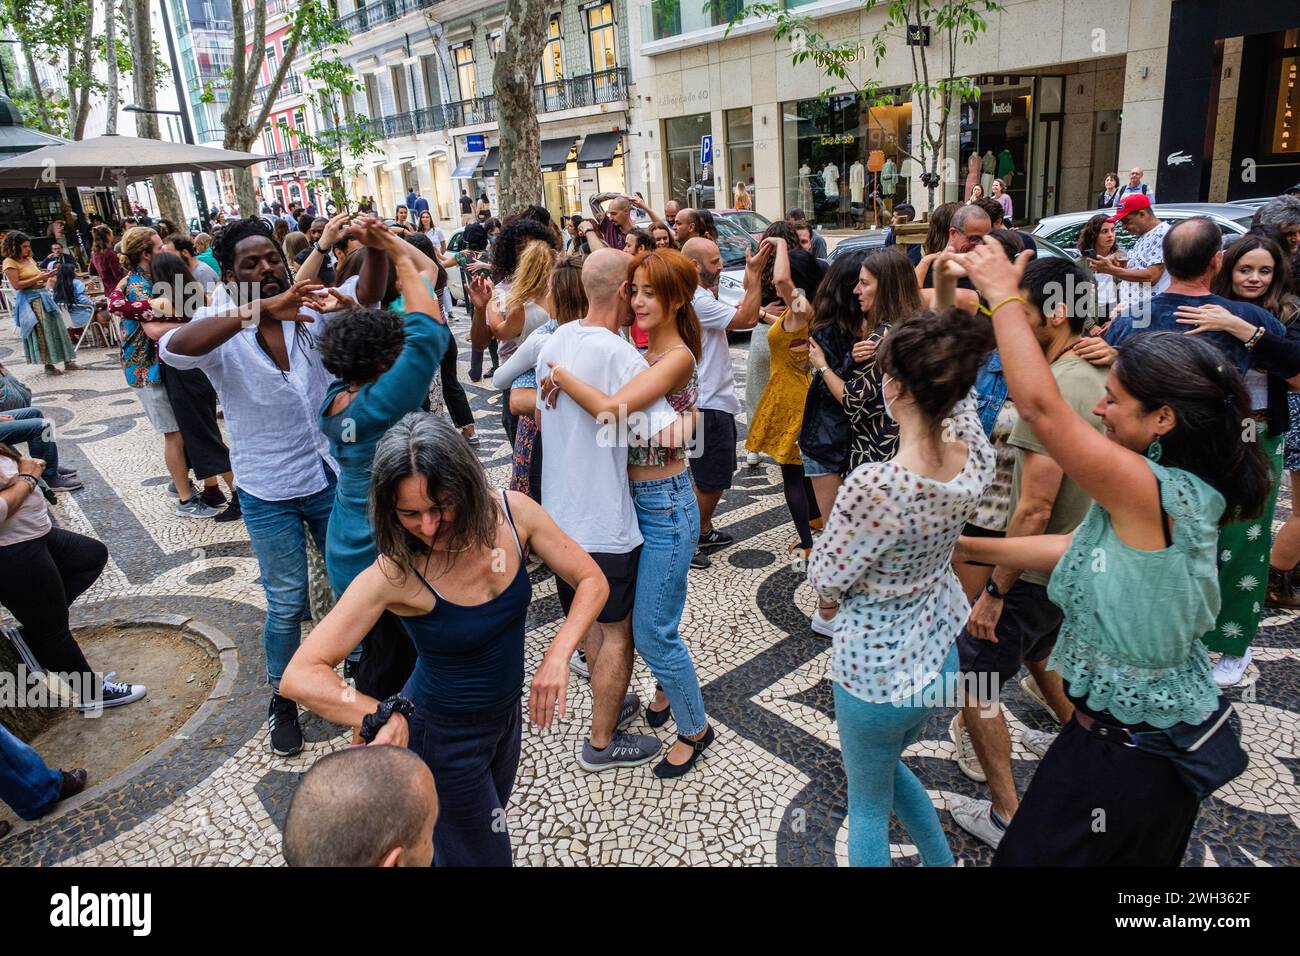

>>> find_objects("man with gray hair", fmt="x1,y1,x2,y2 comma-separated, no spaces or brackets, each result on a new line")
536,248,679,771
1257,194,1300,262
283,746,438,867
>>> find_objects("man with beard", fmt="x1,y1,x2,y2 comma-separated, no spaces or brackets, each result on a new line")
159,216,389,757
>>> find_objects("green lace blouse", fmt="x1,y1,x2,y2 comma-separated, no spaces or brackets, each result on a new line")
1046,459,1224,728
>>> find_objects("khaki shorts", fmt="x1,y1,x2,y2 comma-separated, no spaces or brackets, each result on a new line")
135,381,179,434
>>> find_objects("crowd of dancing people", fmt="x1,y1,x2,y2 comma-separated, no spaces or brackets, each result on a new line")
3,185,1300,869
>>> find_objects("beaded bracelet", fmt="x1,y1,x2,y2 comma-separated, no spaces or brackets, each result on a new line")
1244,325,1265,351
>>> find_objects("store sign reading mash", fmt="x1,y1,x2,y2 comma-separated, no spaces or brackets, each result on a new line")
992,101,1012,115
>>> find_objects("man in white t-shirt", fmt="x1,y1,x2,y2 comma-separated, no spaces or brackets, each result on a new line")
679,238,770,567
536,249,680,772
1089,193,1170,314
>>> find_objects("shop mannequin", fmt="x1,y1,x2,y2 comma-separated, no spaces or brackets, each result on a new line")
997,147,1016,183
881,157,897,198
981,149,996,196
964,152,980,204
823,162,839,199
798,163,813,212
850,158,865,227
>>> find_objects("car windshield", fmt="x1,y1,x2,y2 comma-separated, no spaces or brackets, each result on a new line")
715,217,757,267
724,211,771,233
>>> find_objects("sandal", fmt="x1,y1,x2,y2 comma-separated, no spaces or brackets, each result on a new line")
653,725,715,779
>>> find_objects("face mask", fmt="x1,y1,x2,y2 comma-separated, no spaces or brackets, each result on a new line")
881,374,898,422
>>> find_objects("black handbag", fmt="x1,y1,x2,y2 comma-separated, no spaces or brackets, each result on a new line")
1131,697,1248,799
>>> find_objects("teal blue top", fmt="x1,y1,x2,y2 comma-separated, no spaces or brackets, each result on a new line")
318,303,449,596
1046,459,1224,728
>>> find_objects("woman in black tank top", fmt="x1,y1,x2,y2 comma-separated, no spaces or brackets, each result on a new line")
282,414,607,866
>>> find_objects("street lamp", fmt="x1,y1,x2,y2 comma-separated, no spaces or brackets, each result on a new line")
125,103,210,232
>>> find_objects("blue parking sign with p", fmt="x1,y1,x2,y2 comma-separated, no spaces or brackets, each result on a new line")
701,135,713,166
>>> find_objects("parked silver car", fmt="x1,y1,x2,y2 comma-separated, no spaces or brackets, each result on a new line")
1032,203,1254,254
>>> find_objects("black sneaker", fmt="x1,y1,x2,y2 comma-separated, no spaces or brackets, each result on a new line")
199,486,227,509
213,496,243,523
45,474,83,492
75,672,147,711
268,693,303,756
689,550,711,570
697,528,734,553
57,465,77,477
468,348,484,382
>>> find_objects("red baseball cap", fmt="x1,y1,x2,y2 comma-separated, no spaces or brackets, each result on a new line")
1108,193,1152,222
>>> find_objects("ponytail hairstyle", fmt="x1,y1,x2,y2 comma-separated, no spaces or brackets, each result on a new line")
119,226,159,273
627,248,703,360
549,252,588,326
1113,332,1271,523
52,262,80,307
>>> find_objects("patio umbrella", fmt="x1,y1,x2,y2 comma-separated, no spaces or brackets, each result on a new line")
0,134,266,188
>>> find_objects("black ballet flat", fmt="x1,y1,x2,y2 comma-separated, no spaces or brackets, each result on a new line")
646,703,672,728
653,725,715,779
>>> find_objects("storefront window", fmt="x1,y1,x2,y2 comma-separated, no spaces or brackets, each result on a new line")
781,93,911,228
664,113,715,208
1268,30,1299,155
960,77,1034,218
726,108,754,209
587,2,618,71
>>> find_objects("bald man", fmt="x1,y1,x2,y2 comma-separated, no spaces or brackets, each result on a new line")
536,249,679,771
283,745,438,867
680,237,771,565
586,193,664,251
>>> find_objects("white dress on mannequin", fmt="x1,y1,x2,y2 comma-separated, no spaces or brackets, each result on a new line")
823,163,840,199
798,164,813,211
849,161,866,203
881,158,897,196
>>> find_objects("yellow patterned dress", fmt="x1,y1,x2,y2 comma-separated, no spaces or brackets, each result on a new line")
745,311,812,466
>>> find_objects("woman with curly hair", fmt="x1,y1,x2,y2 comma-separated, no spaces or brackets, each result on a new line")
317,225,451,700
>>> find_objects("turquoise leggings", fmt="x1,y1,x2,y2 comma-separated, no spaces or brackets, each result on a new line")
834,644,957,867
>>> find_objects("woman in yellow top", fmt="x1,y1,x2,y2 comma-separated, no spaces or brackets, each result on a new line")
746,236,828,555
2,232,78,374
733,181,752,210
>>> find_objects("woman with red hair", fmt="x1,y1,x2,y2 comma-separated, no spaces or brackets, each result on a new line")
546,249,714,778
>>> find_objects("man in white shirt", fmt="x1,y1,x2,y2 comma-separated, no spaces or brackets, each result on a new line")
680,238,770,567
160,216,384,758
1089,193,1170,313
536,249,679,772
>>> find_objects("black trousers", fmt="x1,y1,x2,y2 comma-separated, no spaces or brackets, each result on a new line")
993,715,1201,866
439,334,474,430
0,528,107,684
161,363,231,480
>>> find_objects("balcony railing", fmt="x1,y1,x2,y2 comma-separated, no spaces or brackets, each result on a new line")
266,148,314,171
256,74,302,102
336,0,440,34
348,68,629,143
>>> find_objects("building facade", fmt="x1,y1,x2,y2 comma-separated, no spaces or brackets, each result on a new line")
626,0,1299,226
293,0,634,227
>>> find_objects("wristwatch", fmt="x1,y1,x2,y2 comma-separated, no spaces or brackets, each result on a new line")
984,579,1004,600
359,694,415,743
315,242,330,256
15,474,39,490
814,365,829,377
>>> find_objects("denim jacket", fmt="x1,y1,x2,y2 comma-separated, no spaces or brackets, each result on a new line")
974,351,1007,439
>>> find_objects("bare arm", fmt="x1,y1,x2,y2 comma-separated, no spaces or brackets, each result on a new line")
589,193,617,222
959,238,1164,545
488,300,526,342
724,240,774,332
4,266,52,291
549,348,693,418
955,532,1074,575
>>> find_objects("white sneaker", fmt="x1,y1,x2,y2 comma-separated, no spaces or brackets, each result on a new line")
75,672,147,712
1020,728,1057,758
1213,648,1252,687
948,713,987,782
746,451,761,467
1019,674,1062,724
569,648,590,679
809,610,836,638
948,793,1006,849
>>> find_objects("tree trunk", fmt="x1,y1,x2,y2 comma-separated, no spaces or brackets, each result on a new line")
124,0,184,225
492,0,549,214
19,40,54,132
73,3,94,139
105,0,119,135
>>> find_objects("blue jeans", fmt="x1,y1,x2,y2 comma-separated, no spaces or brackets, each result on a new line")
238,469,336,689
631,470,707,736
0,406,58,480
834,643,958,867
0,723,61,820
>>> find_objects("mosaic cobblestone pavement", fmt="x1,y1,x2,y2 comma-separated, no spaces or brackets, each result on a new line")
1,318,1297,867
